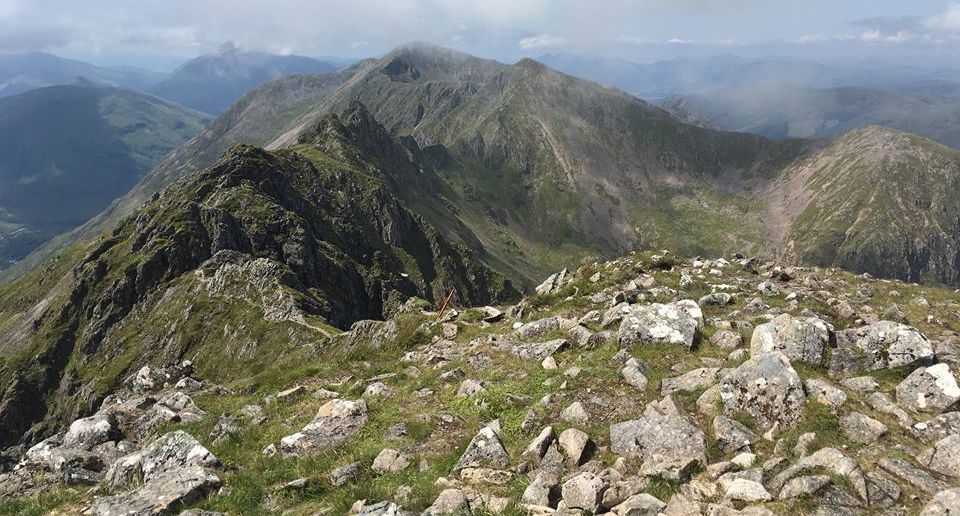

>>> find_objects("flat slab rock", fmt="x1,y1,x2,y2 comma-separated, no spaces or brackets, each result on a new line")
896,364,960,414
609,396,707,480
92,466,221,516
281,399,368,456
618,300,703,349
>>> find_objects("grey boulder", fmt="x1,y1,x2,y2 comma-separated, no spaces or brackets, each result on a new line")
280,399,368,456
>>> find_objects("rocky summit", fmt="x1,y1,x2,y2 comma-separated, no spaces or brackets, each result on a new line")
3,247,960,515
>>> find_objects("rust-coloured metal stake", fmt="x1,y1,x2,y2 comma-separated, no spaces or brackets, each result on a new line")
435,290,455,321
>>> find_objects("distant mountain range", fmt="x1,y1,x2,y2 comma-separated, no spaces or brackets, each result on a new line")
0,52,166,98
150,47,340,114
536,52,960,101
660,85,960,149
0,84,209,268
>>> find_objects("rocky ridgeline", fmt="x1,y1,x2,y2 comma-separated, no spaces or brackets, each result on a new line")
3,251,960,515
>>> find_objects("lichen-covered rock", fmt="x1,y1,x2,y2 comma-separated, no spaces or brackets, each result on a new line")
839,412,888,444
452,426,510,474
612,493,666,515
661,367,723,396
724,478,772,502
92,466,221,516
609,397,707,480
423,488,471,515
838,321,935,370
516,316,562,340
535,268,568,295
896,364,960,413
918,434,960,479
280,399,368,456
713,415,758,455
561,472,605,512
719,352,807,430
750,314,831,365
62,413,121,451
805,378,848,408
778,475,831,500
104,430,219,490
371,448,411,473
922,488,960,515
618,300,703,349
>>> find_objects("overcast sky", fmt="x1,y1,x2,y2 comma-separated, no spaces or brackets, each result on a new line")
2,0,960,69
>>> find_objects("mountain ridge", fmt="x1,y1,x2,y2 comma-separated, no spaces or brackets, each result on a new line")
6,43,960,291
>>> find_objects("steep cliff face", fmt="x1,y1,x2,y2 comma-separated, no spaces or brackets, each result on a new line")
0,117,515,448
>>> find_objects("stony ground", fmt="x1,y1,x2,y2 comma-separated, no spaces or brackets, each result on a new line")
3,250,960,515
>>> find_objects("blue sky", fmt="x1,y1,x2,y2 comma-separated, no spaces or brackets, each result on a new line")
1,0,958,68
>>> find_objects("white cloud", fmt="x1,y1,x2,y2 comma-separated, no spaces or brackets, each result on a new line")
859,30,914,43
518,33,566,49
924,2,960,32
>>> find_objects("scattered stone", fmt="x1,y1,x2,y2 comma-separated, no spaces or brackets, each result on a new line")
312,388,340,399
330,462,363,487
750,314,831,365
918,434,960,479
560,401,590,425
867,392,914,428
839,321,935,370
699,293,733,307
840,376,879,393
516,316,562,340
879,457,948,495
452,426,510,474
839,412,888,444
561,472,605,512
757,282,780,296
896,363,960,413
457,379,486,398
276,385,306,402
778,475,831,500
718,352,807,430
558,428,592,466
804,378,847,408
724,478,772,502
523,426,555,464
536,269,568,295
618,300,703,349
424,488,471,515
609,397,707,480
280,399,369,456
661,367,722,396
621,358,649,390
363,382,392,397
209,414,242,444
912,412,960,442
62,413,121,451
713,416,758,455
922,488,960,515
711,330,743,349
372,448,412,473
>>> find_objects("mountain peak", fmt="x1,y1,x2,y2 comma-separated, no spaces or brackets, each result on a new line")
377,42,505,82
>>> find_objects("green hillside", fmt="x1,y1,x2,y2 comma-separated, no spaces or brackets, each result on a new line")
0,85,209,269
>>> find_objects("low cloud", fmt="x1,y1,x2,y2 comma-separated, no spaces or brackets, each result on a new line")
518,33,566,49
